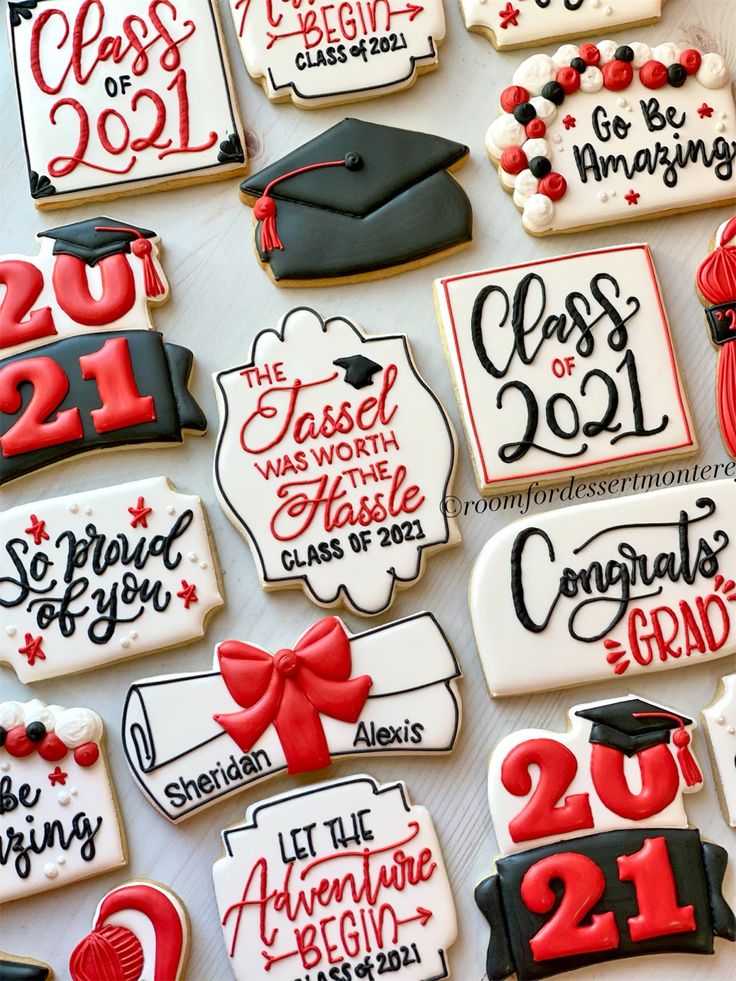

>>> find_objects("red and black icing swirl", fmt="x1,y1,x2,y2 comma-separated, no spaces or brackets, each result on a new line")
696,217,736,458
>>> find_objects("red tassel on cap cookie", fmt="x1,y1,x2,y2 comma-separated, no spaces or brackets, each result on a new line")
633,711,702,787
69,924,144,981
94,225,166,298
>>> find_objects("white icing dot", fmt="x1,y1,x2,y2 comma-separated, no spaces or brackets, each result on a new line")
166,505,176,515
57,791,71,805
652,42,681,65
591,0,600,7
553,134,563,144
71,787,78,796
598,191,609,202
617,98,628,108
523,194,555,233
0,762,10,772
605,5,612,13
629,42,652,68
188,551,198,561
199,561,208,570
716,715,725,725
729,726,735,735
716,122,726,133
580,66,603,93
529,96,557,124
720,112,727,120
487,114,526,154
68,503,79,514
83,506,92,516
697,53,730,89
512,53,555,96
121,638,130,649
130,631,139,640
609,189,617,197
56,855,66,865
44,863,59,879
5,626,17,637
523,138,551,161
552,44,579,70
597,40,618,63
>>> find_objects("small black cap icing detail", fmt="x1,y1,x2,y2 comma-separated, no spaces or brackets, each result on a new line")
575,697,693,756
541,81,565,105
25,722,46,742
570,57,587,74
668,63,688,87
529,156,552,178
344,151,363,171
615,45,635,62
37,217,157,266
513,103,536,125
333,355,383,389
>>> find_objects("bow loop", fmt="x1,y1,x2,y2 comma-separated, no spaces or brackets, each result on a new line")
294,616,353,680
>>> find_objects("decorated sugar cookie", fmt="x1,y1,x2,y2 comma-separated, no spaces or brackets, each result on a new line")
213,307,459,615
123,612,461,821
486,41,736,235
227,0,446,108
213,774,458,980
462,0,664,51
0,953,53,980
7,0,246,208
696,216,736,459
1,476,223,682
0,699,126,904
702,675,736,828
435,243,696,492
240,118,472,285
69,880,189,981
475,694,736,980
470,479,736,695
0,218,206,485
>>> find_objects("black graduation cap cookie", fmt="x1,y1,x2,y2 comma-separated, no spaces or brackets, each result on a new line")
240,118,473,286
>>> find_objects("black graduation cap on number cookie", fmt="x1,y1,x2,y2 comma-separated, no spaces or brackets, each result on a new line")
240,118,473,286
38,216,165,297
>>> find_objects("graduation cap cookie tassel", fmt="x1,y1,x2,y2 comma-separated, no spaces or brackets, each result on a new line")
254,153,363,253
696,216,736,458
633,710,703,787
93,225,166,298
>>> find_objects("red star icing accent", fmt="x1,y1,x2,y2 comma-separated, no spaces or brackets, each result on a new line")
499,2,519,28
697,103,714,118
48,766,68,786
128,496,153,528
624,189,640,206
25,514,49,545
177,580,198,609
18,633,46,666
562,114,576,130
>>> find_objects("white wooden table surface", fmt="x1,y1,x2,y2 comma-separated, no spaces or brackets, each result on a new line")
1,1,735,978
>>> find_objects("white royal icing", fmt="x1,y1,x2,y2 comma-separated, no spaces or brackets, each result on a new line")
461,0,663,50
7,0,246,205
123,612,461,822
470,480,736,695
0,699,125,904
212,774,457,981
702,674,736,827
0,476,223,682
227,0,446,108
434,244,695,492
487,40,736,235
213,307,459,616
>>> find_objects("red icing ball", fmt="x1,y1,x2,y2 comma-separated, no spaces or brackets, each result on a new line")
500,146,528,175
680,48,702,74
74,742,100,767
500,84,530,113
556,67,580,94
579,43,601,66
38,732,68,762
602,60,634,91
525,118,546,139
5,726,34,757
538,173,567,201
639,60,668,89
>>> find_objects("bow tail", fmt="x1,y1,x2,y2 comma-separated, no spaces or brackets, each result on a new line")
274,680,332,775
214,675,283,753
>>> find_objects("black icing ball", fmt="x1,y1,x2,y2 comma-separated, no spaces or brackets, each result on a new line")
541,81,565,105
0,726,6,747
668,63,688,87
570,57,587,74
344,152,363,171
513,102,537,124
529,156,552,178
615,45,635,62
26,721,46,742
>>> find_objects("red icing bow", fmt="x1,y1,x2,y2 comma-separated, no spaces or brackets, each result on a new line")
214,618,372,774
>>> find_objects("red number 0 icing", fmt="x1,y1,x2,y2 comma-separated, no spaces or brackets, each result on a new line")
521,852,619,961
502,739,594,843
590,744,679,821
79,337,155,433
0,357,83,457
0,260,57,350
617,836,696,942
52,255,136,327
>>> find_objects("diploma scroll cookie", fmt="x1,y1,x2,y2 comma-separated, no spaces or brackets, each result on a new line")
123,612,461,821
486,41,736,235
435,243,696,493
0,699,126,905
462,0,664,51
470,479,736,696
702,674,736,828
228,0,446,108
69,880,189,981
212,774,458,981
7,0,247,208
475,694,736,980
213,307,459,615
696,216,736,460
0,218,206,485
0,476,223,682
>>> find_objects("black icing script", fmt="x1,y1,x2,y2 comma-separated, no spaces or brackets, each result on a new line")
471,271,670,462
510,496,729,640
0,512,193,644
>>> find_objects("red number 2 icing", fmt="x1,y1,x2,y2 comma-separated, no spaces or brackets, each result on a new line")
501,739,594,844
0,260,57,349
